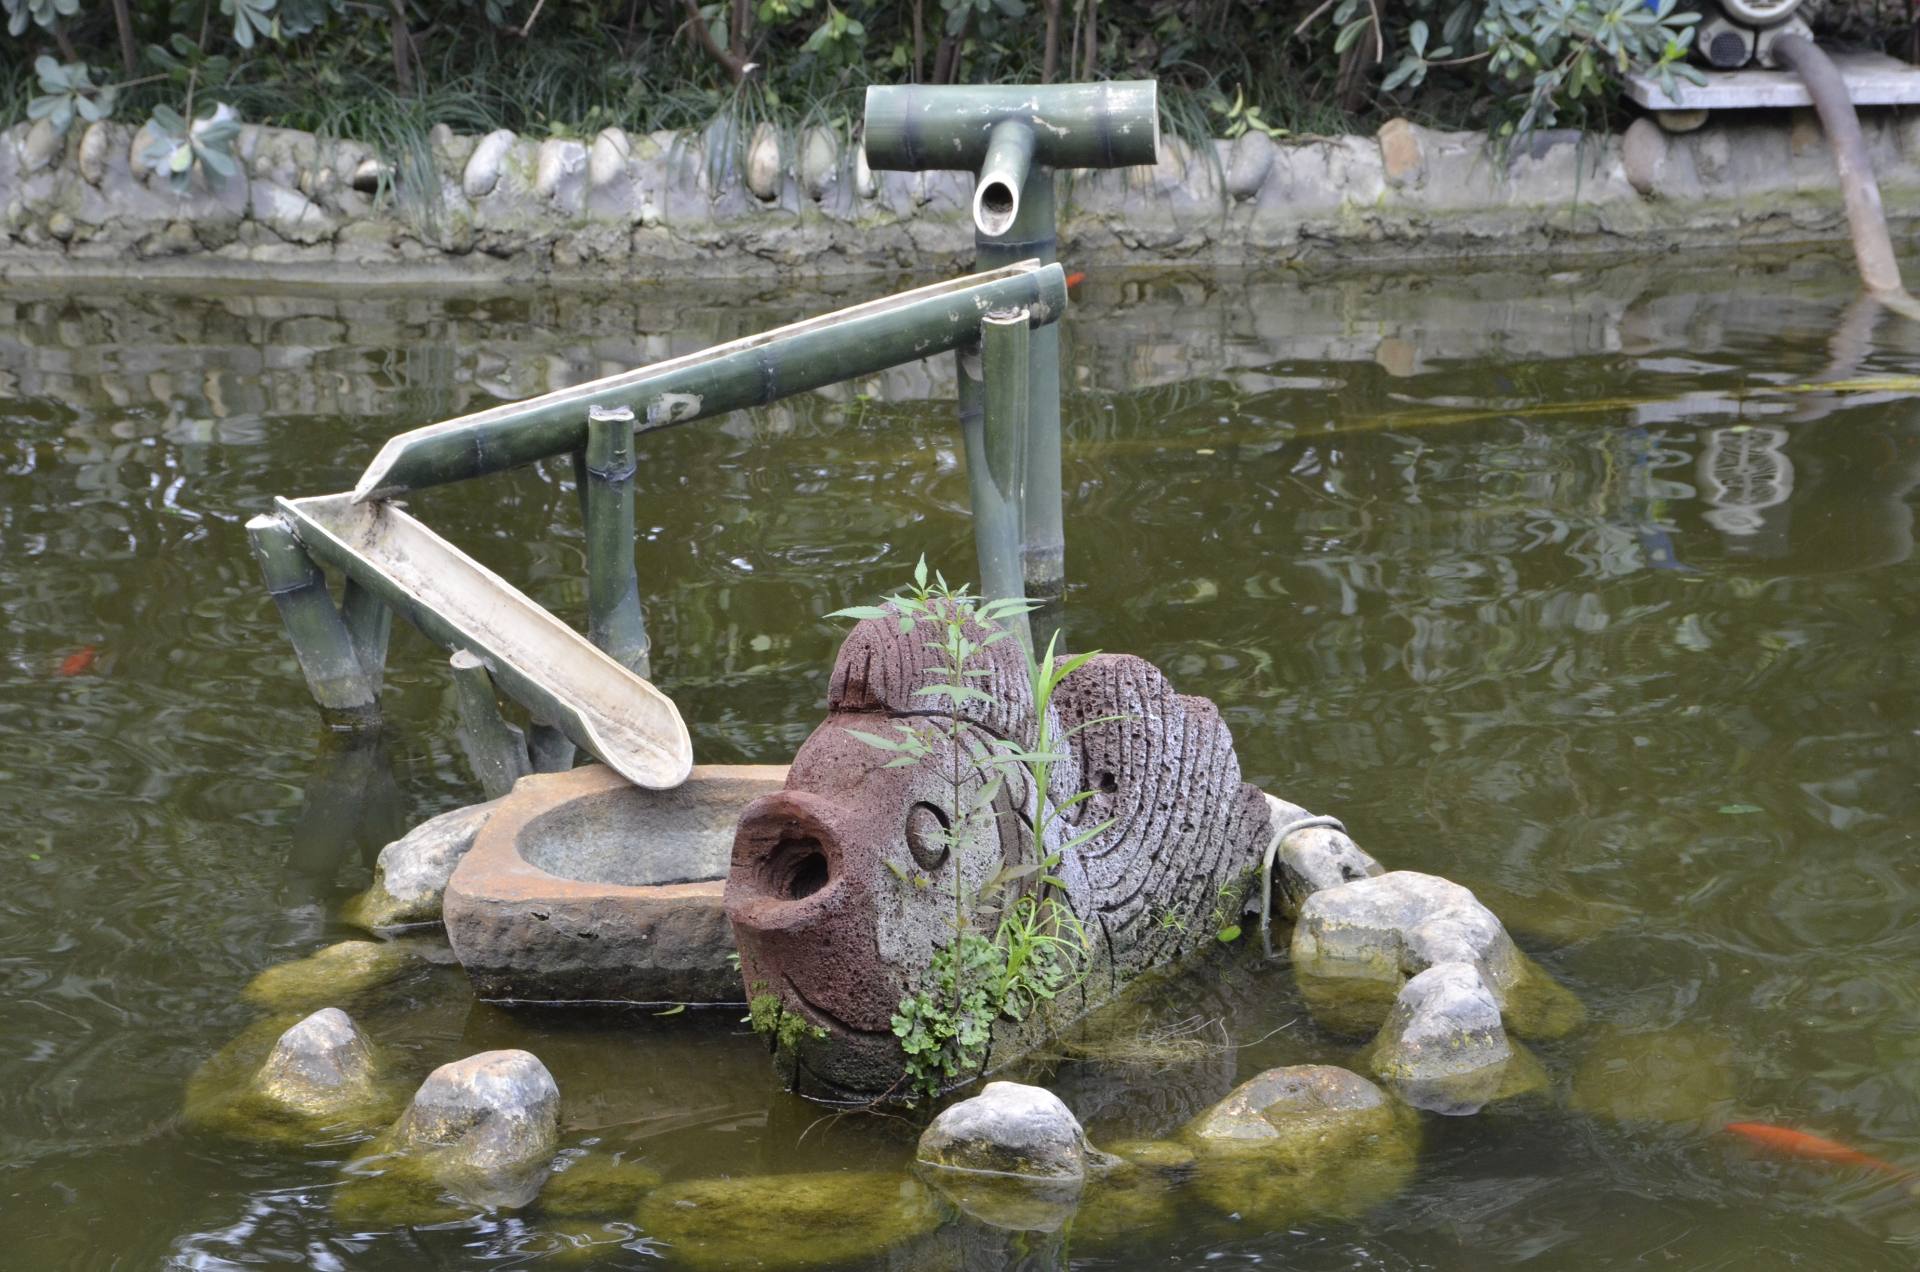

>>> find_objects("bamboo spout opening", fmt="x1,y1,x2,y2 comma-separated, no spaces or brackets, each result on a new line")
974,119,1036,239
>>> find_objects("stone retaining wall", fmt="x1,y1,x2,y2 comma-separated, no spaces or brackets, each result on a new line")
2,110,1917,282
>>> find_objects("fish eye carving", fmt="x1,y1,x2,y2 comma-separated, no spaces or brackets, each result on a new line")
905,801,951,872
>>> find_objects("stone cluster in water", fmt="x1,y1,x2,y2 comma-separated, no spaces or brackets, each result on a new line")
175,772,1741,1264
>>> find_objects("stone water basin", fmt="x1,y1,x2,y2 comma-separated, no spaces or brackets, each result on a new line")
443,763,786,1005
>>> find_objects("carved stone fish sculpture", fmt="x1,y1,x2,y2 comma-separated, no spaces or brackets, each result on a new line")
724,611,1275,1101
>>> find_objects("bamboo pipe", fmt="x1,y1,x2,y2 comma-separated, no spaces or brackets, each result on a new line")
864,83,1159,609
1770,35,1908,300
861,81,1160,174
971,308,1033,649
583,404,651,677
247,513,380,723
352,264,1068,501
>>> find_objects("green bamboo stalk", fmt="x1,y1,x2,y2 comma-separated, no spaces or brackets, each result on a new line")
862,81,1159,173
340,578,392,691
584,404,651,678
449,649,532,798
246,513,379,723
974,120,1036,238
352,264,1069,501
527,722,576,773
959,165,1065,606
973,308,1032,650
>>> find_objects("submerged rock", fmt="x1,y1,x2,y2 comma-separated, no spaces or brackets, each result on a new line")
1571,1024,1737,1126
241,938,425,1010
636,1170,941,1270
344,799,498,930
917,1081,1089,1181
184,1010,404,1144
539,1151,664,1217
1368,962,1547,1115
1291,870,1584,1039
1181,1063,1419,1222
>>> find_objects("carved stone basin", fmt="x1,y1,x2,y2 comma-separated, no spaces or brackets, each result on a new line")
444,763,786,1005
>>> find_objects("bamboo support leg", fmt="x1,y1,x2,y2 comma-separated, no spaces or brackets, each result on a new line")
972,308,1034,649
584,404,652,677
449,649,532,798
247,513,380,724
527,722,577,773
340,578,392,691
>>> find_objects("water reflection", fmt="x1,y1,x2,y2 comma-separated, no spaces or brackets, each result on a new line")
2,252,1918,1269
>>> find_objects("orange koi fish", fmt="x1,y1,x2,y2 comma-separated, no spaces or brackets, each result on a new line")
57,645,98,677
1723,1122,1907,1176
1064,270,1086,290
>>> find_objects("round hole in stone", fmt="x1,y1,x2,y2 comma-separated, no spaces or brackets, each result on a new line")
905,801,951,872
766,834,830,900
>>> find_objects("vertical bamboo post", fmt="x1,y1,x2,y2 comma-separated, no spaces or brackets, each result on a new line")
247,513,379,724
449,649,532,798
526,723,577,773
583,403,652,677
973,307,1034,650
965,163,1065,609
340,579,392,693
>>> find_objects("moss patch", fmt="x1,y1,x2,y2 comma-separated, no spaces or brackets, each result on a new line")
539,1153,664,1218
241,940,423,1011
182,1015,408,1146
1571,1024,1736,1126
637,1171,942,1270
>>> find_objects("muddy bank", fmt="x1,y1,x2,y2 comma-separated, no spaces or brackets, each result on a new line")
2,111,1917,283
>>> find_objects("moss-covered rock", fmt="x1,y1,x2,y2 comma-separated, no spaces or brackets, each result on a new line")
636,1171,942,1270
1571,1024,1737,1126
183,1011,408,1145
240,939,424,1011
916,1082,1088,1181
538,1152,664,1218
341,799,498,931
1071,1140,1193,1244
1180,1064,1420,1223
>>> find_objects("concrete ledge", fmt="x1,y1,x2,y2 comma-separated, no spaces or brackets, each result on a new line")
3,111,1916,281
443,762,786,1006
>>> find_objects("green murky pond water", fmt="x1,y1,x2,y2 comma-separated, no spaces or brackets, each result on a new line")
4,254,1919,1270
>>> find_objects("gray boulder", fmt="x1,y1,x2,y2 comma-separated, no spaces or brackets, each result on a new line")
463,129,516,198
250,1007,380,1119
387,1049,560,1207
917,1081,1090,1181
1368,962,1546,1115
1291,870,1583,1039
344,799,498,929
1265,793,1383,918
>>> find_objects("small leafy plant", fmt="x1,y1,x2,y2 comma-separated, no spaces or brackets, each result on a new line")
828,558,1116,1102
27,57,115,134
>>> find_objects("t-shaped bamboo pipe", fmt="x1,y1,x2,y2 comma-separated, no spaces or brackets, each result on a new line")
864,82,1160,616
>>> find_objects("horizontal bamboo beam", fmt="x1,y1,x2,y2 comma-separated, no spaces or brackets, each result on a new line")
352,263,1069,501
862,81,1159,173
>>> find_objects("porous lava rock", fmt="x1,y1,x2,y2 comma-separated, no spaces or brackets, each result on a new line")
726,609,1278,1100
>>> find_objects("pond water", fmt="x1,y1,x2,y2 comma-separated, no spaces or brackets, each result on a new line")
3,252,1918,1270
